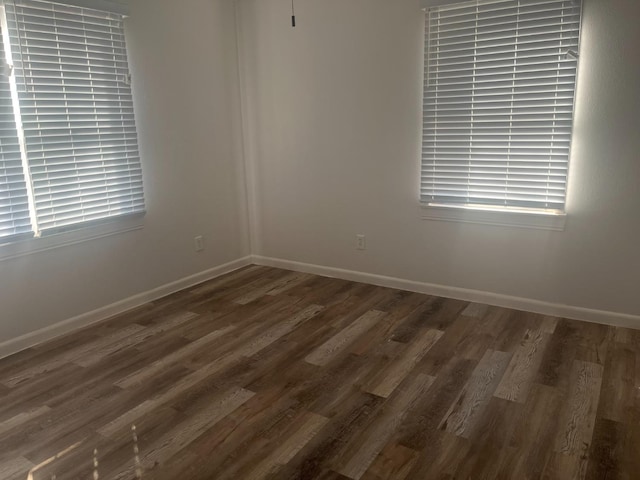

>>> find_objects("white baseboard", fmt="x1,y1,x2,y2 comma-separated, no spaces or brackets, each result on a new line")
252,255,640,329
3,253,636,361
0,256,252,360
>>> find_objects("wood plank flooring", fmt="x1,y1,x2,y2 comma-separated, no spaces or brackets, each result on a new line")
0,265,638,479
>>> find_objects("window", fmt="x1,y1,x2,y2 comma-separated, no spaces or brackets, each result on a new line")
420,0,582,224
0,0,144,245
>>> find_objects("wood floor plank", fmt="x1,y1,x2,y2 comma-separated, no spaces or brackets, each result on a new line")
336,373,434,479
99,305,322,438
0,362,85,420
506,384,563,479
305,310,386,366
397,357,476,451
466,444,519,480
573,321,611,366
181,297,307,367
234,271,310,305
283,276,353,307
0,456,34,480
266,272,312,296
303,354,378,418
244,411,329,480
494,328,552,403
0,335,95,379
182,386,301,473
31,407,179,480
460,302,489,319
536,319,581,392
276,391,385,480
11,385,131,465
491,310,536,353
143,450,202,480
392,298,468,344
350,292,433,357
112,388,255,479
621,421,640,480
554,360,604,456
0,405,51,436
74,311,197,367
238,304,324,358
439,349,512,438
364,329,443,398
406,431,471,479
44,336,190,411
360,443,419,480
1,324,145,388
598,342,636,423
586,417,628,480
115,324,237,388
1,266,638,479
189,265,265,295
635,350,640,406
314,470,354,480
543,451,589,480
97,361,241,438
305,287,392,339
418,313,477,376
188,269,292,313
540,316,560,334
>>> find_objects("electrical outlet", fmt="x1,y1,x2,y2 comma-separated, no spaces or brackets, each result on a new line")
194,235,205,252
356,234,366,251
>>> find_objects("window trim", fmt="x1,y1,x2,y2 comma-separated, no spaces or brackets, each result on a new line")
0,211,144,261
420,203,567,231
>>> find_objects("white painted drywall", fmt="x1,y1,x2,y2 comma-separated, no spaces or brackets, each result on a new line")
0,0,251,341
237,0,640,316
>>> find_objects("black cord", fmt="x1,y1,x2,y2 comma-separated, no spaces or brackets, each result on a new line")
291,0,296,27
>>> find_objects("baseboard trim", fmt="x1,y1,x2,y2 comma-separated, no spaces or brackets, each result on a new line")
252,255,640,329
0,256,252,360
3,254,636,360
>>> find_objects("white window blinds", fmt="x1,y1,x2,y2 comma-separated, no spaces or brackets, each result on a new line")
421,0,582,212
0,0,143,239
0,29,32,239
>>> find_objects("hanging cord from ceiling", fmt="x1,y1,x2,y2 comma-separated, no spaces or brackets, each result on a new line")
291,0,296,27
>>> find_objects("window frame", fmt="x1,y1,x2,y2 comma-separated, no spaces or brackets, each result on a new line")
0,211,143,260
0,0,145,254
419,0,583,230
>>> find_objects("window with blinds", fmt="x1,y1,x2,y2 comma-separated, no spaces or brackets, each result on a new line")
421,0,582,213
0,0,143,242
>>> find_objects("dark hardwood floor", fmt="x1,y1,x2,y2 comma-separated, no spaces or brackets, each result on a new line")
0,265,638,479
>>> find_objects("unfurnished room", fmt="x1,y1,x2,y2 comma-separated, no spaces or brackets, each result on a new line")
0,0,639,478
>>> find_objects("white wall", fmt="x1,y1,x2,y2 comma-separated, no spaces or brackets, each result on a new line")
2,0,637,350
0,0,250,342
238,0,640,317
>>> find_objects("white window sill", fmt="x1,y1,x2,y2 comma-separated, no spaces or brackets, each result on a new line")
0,213,145,262
420,204,567,231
